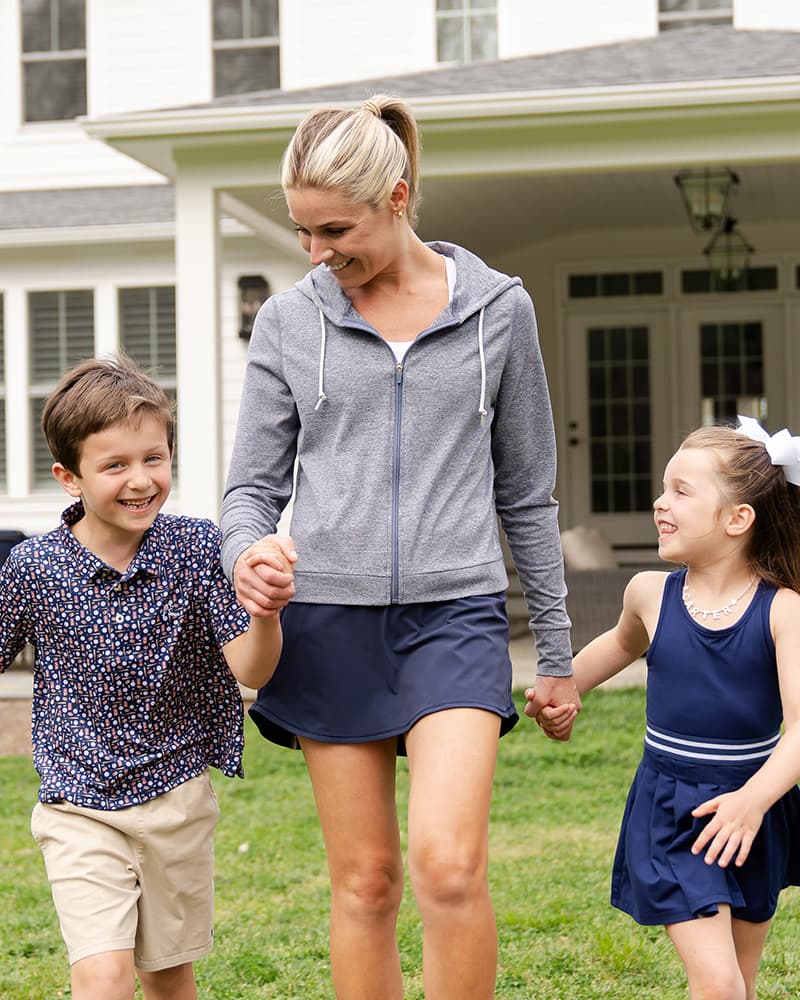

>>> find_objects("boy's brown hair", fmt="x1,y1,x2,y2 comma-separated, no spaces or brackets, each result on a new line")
42,353,175,475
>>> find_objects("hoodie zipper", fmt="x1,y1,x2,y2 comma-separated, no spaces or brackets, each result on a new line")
391,360,404,603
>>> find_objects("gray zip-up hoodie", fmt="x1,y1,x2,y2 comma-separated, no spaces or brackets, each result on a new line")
221,242,572,676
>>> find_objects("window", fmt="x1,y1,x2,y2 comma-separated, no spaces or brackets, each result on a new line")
568,271,663,299
29,289,94,488
587,326,653,513
119,286,178,477
681,266,778,293
212,0,280,97
436,0,497,64
21,0,86,122
658,0,733,31
0,296,5,490
699,321,765,426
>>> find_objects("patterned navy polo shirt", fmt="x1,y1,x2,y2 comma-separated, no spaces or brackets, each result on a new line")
0,502,250,810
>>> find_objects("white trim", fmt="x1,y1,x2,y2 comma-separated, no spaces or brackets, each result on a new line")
81,75,800,140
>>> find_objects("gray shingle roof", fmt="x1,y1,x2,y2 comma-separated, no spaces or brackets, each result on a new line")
0,185,173,231
204,26,800,109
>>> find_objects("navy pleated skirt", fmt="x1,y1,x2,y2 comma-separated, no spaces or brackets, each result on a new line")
248,593,519,754
611,747,800,925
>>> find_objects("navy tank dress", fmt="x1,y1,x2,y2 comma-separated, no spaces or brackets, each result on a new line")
611,569,800,925
248,594,519,754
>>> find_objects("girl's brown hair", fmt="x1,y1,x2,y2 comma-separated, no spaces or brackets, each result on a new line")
681,424,800,592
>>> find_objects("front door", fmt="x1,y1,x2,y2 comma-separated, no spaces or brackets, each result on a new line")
564,304,785,552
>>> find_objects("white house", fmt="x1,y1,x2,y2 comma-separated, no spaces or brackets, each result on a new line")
1,0,799,571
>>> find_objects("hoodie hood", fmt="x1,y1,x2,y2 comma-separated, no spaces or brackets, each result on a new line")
294,241,522,331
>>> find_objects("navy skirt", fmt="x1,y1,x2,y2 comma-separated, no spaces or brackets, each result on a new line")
611,747,800,925
248,593,519,754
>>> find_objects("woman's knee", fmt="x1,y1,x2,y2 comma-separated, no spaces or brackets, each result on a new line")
408,838,488,909
331,856,404,920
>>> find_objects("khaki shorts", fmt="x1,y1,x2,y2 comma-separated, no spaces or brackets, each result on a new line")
31,771,220,971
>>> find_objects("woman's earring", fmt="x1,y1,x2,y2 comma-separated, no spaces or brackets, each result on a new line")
395,208,404,218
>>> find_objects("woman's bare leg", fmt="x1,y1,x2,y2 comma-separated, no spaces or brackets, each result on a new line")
405,708,501,1000
301,737,404,1000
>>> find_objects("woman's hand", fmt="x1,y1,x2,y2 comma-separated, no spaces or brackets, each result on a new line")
233,534,297,617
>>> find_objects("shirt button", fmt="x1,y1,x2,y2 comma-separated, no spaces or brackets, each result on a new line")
115,613,125,624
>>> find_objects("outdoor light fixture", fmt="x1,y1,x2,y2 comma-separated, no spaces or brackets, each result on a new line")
674,167,739,234
703,217,753,290
238,274,270,339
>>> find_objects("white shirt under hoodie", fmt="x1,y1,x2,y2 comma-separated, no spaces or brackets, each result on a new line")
221,241,572,677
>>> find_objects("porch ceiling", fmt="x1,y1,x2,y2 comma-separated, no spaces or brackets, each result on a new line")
227,160,800,258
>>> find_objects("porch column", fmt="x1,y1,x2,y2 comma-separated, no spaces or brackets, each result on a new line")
173,171,222,520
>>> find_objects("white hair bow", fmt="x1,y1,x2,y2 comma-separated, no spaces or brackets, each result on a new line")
736,415,800,486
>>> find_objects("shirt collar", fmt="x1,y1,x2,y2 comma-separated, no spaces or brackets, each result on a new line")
60,501,164,582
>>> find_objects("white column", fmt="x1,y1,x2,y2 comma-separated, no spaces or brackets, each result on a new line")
94,281,118,357
173,170,222,520
5,286,31,497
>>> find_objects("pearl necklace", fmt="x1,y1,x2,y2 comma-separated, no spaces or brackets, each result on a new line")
682,575,756,621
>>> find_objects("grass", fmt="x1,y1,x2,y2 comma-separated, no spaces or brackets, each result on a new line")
1,687,799,998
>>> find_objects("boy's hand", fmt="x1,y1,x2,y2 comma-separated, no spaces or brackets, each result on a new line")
233,535,297,618
532,701,578,741
690,789,766,869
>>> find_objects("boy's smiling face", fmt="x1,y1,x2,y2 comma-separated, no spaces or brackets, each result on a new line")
53,412,173,552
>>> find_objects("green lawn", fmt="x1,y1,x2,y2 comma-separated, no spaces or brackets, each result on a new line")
2,688,799,998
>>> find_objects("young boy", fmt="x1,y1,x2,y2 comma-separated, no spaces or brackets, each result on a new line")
0,354,296,1000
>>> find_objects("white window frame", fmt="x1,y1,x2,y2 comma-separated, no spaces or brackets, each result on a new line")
20,0,87,122
212,0,280,96
435,0,498,65
658,0,733,31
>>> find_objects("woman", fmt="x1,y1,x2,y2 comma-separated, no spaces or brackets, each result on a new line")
220,94,578,999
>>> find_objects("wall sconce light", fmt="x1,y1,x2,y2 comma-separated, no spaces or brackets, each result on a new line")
703,217,753,290
674,167,739,233
238,274,270,340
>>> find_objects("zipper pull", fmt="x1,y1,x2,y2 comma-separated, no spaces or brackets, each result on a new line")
395,362,404,384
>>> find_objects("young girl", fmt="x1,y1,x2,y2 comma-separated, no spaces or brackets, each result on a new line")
537,417,800,1000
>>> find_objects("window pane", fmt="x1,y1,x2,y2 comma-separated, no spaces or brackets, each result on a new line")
585,325,652,514
437,0,464,10
699,321,764,426
24,58,86,121
29,290,94,382
22,0,53,52
58,0,86,49
249,0,279,37
214,0,244,40
469,14,497,61
214,46,279,95
437,16,464,62
119,287,176,378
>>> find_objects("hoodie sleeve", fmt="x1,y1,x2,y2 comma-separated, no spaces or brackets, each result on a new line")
491,286,573,677
220,296,300,580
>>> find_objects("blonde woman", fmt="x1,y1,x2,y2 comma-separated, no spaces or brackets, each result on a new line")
221,94,578,999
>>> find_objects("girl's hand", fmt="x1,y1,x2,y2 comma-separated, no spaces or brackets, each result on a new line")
530,699,578,741
233,535,297,617
691,789,766,868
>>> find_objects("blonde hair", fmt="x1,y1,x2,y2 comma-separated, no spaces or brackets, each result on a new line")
280,94,422,224
681,425,800,592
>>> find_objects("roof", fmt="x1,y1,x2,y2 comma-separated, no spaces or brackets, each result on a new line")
0,185,173,231
202,26,800,110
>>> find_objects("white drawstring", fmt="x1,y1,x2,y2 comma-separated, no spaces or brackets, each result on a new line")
477,306,488,426
314,309,328,411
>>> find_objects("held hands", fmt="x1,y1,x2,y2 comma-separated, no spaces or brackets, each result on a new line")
523,675,582,741
233,534,297,618
690,787,766,869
